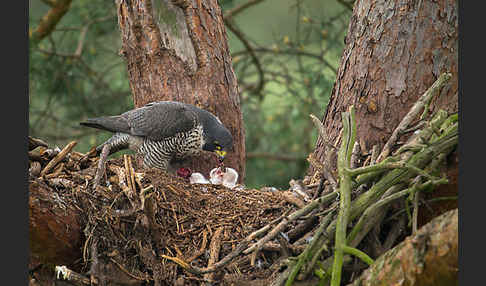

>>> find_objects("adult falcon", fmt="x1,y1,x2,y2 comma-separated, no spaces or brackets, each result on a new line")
80,101,233,172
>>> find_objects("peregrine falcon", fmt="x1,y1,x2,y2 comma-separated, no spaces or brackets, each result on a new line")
80,101,233,171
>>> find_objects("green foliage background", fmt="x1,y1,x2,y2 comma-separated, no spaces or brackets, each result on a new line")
29,0,351,189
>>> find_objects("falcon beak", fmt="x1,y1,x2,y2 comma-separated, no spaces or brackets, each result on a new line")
215,150,227,161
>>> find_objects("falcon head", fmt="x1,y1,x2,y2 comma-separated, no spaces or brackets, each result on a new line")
199,112,233,161
202,127,233,161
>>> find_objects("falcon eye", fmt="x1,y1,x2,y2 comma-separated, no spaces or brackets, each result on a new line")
215,144,222,150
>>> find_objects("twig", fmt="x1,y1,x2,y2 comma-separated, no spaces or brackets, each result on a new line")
346,179,447,244
342,246,374,266
348,116,457,221
244,191,338,256
385,196,457,222
233,48,338,74
161,214,286,275
352,110,447,188
224,20,265,96
263,241,306,254
401,121,426,134
412,186,420,234
223,0,266,21
346,184,405,248
346,161,439,181
286,210,335,285
376,72,452,162
369,144,379,165
123,155,139,208
309,114,338,152
40,141,77,176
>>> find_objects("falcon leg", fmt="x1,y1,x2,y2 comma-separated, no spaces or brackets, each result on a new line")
93,144,111,189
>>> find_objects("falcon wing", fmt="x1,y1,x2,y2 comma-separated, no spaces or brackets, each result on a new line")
124,101,198,141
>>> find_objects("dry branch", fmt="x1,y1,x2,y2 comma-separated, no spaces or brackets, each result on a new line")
40,141,76,176
223,0,266,21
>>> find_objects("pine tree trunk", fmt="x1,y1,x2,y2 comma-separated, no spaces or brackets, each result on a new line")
116,0,245,180
348,209,458,286
309,0,458,225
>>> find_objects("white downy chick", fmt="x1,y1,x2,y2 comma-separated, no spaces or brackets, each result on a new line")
189,172,211,184
209,167,238,189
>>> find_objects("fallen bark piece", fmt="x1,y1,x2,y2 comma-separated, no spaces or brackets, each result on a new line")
29,180,83,265
348,208,458,286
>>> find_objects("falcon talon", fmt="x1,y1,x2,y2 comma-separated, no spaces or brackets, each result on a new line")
80,101,233,172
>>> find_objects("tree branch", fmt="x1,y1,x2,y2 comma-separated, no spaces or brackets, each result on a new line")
223,0,266,21
233,47,338,74
330,105,356,286
224,20,265,96
30,0,73,46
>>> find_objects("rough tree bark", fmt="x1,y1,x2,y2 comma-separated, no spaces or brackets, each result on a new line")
29,180,83,266
309,0,458,225
348,209,458,286
116,0,245,180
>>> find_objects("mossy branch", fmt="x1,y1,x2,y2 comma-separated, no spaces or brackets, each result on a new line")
377,72,452,162
346,178,448,244
330,105,356,286
342,246,374,266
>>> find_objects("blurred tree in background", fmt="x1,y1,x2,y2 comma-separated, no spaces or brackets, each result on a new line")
29,0,352,189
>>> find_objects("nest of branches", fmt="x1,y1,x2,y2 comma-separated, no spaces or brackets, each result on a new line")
29,73,458,286
29,138,305,285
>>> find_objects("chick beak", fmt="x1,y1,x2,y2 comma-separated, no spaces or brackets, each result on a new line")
215,150,227,161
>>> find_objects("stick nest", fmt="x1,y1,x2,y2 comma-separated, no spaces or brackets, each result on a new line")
29,142,297,285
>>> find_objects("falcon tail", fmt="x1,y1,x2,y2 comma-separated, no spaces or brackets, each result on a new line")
80,116,130,133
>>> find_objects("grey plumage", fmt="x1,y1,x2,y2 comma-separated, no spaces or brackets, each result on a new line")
80,101,233,170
